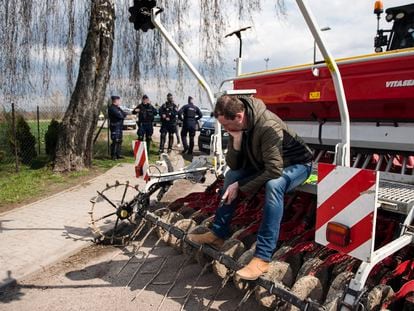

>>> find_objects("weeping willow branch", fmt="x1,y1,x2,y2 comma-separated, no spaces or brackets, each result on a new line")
1,0,287,108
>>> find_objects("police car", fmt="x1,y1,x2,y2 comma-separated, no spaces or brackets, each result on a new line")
198,116,229,153
121,106,137,130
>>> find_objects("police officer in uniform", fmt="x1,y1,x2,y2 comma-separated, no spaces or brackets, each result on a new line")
178,96,203,155
133,94,157,147
108,95,126,160
159,93,178,154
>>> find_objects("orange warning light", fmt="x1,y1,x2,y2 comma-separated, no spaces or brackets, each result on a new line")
326,222,351,247
374,1,384,15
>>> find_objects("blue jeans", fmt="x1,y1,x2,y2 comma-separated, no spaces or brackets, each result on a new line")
211,163,312,261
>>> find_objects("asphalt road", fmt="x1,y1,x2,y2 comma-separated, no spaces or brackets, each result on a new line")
0,176,267,311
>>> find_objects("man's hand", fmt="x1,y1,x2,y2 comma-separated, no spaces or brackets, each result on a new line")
222,181,239,204
228,131,243,151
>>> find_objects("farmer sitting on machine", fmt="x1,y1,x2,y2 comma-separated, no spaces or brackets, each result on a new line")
188,94,313,280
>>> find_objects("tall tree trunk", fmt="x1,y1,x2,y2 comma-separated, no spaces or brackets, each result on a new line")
54,0,114,172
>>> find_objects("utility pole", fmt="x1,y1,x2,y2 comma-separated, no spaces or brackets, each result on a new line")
264,58,270,70
225,26,252,76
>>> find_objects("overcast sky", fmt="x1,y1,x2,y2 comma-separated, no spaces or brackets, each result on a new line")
237,0,410,71
138,0,411,108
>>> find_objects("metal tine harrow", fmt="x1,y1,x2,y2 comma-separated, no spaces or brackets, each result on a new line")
203,270,234,311
88,172,327,309
89,174,173,245
121,215,216,309
131,256,169,301
123,207,325,311
89,181,143,245
179,262,213,311
235,286,257,311
117,223,155,277
125,227,166,288
155,256,193,311
88,167,414,309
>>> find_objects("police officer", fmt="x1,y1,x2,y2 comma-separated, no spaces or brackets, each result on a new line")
133,94,157,147
159,93,178,154
178,96,202,155
108,95,126,160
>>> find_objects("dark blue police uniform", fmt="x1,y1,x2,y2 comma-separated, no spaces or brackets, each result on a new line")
159,100,178,153
108,99,126,159
178,96,202,154
133,102,157,143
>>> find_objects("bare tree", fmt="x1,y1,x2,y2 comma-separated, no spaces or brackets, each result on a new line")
54,0,115,172
1,0,286,171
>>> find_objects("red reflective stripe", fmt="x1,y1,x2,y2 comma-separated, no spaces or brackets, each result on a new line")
316,169,376,230
327,212,373,253
134,141,146,178
135,165,142,178
135,152,146,177
317,163,336,184
133,140,140,157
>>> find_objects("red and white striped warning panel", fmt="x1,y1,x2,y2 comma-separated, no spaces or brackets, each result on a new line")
132,140,150,181
315,163,379,262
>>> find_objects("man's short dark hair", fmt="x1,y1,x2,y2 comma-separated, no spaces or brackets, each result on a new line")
214,95,245,120
111,95,120,101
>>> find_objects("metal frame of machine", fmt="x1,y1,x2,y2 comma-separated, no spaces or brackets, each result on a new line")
90,1,414,309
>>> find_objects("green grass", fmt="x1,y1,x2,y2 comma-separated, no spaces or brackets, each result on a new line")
0,119,52,160
0,161,90,207
93,132,159,164
27,119,53,155
27,119,51,133
0,131,160,208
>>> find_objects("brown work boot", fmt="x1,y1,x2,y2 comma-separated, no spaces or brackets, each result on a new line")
235,257,269,281
187,231,224,249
